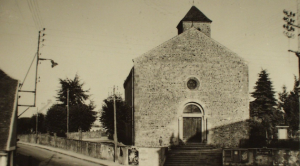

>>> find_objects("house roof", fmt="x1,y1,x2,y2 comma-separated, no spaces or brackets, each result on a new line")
0,69,19,151
177,6,212,28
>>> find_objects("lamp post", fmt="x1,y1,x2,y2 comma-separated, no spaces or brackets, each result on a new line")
18,29,58,115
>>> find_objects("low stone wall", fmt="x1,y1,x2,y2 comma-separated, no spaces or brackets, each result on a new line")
18,134,169,165
18,134,114,161
223,148,300,166
67,131,105,140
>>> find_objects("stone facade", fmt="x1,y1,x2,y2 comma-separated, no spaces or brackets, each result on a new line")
124,6,249,149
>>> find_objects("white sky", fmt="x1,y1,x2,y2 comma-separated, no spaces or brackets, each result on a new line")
0,0,298,117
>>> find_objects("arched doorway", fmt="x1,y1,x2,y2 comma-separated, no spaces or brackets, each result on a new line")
179,102,205,143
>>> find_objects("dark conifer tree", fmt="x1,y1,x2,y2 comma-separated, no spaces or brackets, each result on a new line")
251,69,277,118
45,74,96,136
250,69,279,141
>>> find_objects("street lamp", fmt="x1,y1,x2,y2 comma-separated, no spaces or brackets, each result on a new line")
18,30,58,136
17,56,58,108
18,29,58,109
39,58,58,68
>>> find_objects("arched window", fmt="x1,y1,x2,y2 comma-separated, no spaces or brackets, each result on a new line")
183,104,201,113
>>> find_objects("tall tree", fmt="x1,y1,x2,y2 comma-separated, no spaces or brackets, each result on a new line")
279,77,299,136
250,69,279,139
100,95,131,144
56,74,90,106
45,75,96,136
45,105,66,136
251,69,277,117
69,103,96,132
30,113,47,133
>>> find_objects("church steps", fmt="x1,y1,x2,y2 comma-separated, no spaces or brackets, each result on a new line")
164,144,222,166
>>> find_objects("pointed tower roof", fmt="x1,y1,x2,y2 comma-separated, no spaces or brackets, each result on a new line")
177,6,212,27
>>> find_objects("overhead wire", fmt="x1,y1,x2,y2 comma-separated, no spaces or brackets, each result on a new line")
14,0,35,39
32,0,45,28
26,0,39,30
44,44,148,57
29,0,41,29
32,0,43,29
44,35,157,47
45,28,165,43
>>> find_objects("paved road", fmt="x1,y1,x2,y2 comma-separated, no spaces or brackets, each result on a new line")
16,143,104,166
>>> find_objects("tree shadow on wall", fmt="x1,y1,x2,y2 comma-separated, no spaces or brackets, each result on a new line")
206,120,250,148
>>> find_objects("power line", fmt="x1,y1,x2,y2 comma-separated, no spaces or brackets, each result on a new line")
14,0,35,40
44,37,156,48
32,0,45,28
26,0,39,30
44,44,147,57
29,0,41,29
45,28,165,42
30,0,43,29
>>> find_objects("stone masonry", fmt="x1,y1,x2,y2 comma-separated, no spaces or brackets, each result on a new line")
132,27,249,147
124,6,249,149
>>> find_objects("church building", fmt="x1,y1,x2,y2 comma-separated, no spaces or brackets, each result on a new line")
123,6,249,165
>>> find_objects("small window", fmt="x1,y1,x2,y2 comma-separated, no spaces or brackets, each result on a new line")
187,79,197,89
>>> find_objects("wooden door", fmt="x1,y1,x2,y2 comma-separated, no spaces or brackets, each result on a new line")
183,117,202,142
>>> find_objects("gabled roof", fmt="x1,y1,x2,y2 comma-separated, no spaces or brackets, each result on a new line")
134,27,246,64
180,6,212,22
0,69,19,151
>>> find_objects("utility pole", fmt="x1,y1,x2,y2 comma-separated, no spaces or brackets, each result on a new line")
34,31,41,107
283,9,296,38
113,86,118,162
67,88,69,138
18,29,46,107
283,4,300,136
36,107,38,143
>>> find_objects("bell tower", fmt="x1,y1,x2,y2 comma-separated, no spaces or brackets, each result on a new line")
177,6,212,37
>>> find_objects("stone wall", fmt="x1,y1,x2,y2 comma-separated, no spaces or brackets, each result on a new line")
18,134,166,165
209,120,249,148
18,134,114,161
182,21,211,37
223,148,300,166
139,147,168,166
131,27,249,147
67,131,105,140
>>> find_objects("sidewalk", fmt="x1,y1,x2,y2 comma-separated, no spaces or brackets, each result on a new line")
18,141,122,166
